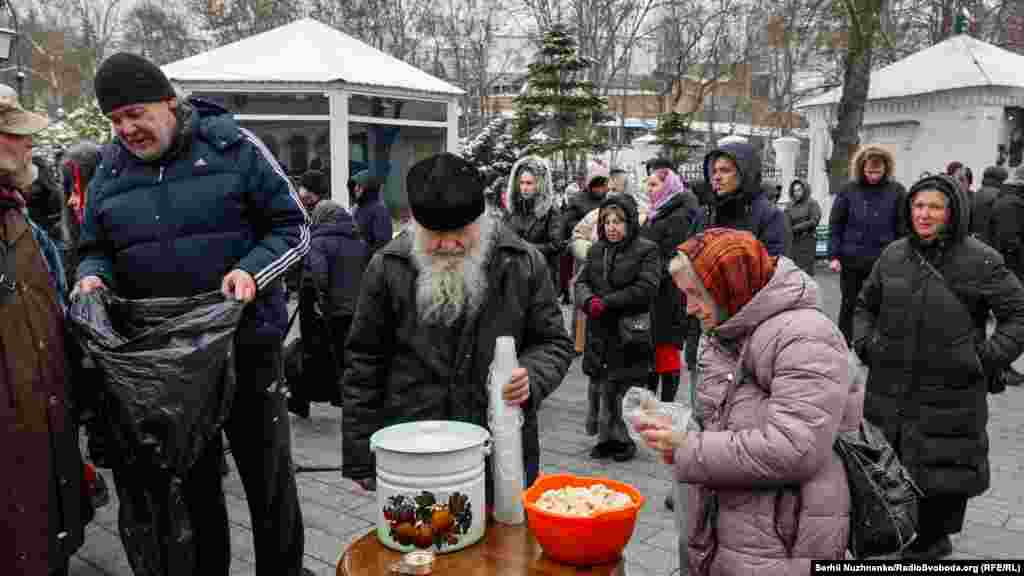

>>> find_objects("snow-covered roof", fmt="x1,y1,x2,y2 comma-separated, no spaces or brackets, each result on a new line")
162,18,464,97
798,34,1024,109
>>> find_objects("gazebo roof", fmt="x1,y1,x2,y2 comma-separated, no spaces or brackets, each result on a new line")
798,34,1024,108
161,18,464,96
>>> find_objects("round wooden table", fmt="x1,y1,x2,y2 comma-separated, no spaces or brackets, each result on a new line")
337,521,628,576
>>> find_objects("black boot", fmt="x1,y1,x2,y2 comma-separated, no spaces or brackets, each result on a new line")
660,372,680,403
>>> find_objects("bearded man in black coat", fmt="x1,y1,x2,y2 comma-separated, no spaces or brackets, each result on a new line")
342,153,573,497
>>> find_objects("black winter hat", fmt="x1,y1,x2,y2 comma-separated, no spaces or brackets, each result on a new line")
407,153,485,231
299,170,330,198
94,52,177,115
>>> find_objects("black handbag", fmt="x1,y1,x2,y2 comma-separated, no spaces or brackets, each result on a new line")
618,312,651,347
835,350,923,558
835,419,923,558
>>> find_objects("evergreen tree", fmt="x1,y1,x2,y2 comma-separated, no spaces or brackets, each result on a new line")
512,24,608,178
460,116,522,210
653,111,694,166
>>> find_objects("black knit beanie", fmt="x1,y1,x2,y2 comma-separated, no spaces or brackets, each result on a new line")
94,52,176,115
407,153,485,231
300,170,330,199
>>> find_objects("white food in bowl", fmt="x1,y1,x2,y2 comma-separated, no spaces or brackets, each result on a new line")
535,484,634,517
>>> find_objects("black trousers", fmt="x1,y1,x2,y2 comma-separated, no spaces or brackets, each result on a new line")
114,340,305,576
838,260,874,344
917,494,969,542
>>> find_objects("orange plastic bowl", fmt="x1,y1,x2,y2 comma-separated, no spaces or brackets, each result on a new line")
522,473,645,566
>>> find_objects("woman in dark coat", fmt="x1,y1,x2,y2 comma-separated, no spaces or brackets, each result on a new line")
503,155,564,290
854,173,1024,559
784,179,821,275
640,167,698,403
576,194,660,462
293,200,369,414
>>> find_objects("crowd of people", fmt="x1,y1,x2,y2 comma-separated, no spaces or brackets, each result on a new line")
5,48,1024,576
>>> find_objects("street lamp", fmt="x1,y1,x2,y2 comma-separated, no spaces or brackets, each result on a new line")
0,0,21,100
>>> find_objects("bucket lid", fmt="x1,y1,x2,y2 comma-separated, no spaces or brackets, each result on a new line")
370,420,491,454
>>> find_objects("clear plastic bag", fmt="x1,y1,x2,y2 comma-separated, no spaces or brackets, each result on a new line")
621,387,697,457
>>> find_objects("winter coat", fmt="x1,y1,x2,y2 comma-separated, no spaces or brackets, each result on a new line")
354,185,393,253
503,156,565,286
60,142,103,287
784,179,822,275
1,207,86,575
854,175,1024,499
991,180,1024,280
342,225,574,490
76,98,310,351
28,155,64,244
295,211,370,403
640,190,699,348
303,209,370,320
970,167,1006,245
674,257,861,575
828,144,907,270
575,195,660,380
561,170,610,242
701,142,788,256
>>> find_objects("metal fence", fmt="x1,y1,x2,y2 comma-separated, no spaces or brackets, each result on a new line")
675,164,808,184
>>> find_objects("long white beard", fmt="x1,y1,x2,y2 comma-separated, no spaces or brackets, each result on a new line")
411,215,496,327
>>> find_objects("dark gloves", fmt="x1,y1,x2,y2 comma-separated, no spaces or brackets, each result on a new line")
355,477,377,492
588,297,607,319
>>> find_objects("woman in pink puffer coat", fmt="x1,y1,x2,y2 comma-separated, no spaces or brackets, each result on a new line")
639,228,864,575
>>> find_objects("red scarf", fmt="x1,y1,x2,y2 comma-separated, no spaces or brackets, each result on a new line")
678,228,777,318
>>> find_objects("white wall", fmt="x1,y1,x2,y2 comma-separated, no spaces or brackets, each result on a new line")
804,87,1024,219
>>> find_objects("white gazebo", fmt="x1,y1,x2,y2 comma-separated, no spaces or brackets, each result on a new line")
161,18,465,212
798,35,1024,215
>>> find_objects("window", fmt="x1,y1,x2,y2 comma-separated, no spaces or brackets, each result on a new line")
237,119,330,176
349,122,446,216
349,95,447,122
191,92,329,116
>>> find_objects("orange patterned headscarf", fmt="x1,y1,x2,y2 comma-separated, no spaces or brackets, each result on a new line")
677,228,776,318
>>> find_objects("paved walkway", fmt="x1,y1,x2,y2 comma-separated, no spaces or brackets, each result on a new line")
70,269,1024,575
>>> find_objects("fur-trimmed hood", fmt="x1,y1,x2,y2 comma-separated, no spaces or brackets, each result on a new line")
504,155,553,219
850,144,896,185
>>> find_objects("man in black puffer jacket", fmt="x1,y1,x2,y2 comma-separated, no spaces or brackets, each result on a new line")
990,165,1024,386
971,165,1007,245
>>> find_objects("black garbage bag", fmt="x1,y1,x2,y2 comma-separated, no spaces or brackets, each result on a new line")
69,288,246,473
68,288,246,575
